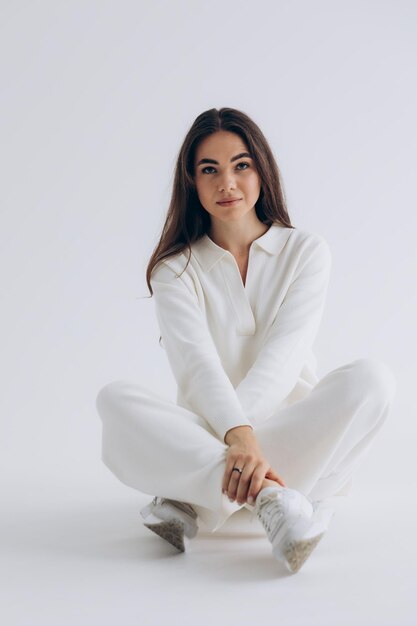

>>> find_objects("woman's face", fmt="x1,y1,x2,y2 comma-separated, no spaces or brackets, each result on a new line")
193,130,262,225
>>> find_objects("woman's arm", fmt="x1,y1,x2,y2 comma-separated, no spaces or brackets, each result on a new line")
234,234,332,426
151,261,253,443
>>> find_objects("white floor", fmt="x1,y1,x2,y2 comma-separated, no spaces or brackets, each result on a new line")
2,473,416,626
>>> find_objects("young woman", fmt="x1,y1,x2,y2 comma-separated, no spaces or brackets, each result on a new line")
96,107,397,574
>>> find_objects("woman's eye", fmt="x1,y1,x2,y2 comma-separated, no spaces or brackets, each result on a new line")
201,162,250,174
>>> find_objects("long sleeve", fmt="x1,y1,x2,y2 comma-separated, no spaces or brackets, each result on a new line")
234,235,332,426
150,261,253,443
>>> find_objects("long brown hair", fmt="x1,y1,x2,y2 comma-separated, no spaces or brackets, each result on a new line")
145,107,294,296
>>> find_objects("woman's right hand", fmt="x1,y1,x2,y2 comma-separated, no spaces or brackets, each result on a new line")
222,426,286,506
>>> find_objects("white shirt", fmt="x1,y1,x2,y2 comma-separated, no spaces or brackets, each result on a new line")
150,223,332,443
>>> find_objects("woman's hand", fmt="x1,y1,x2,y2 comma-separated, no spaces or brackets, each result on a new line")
222,426,286,505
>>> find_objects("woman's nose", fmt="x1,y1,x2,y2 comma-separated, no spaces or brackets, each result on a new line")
218,174,237,191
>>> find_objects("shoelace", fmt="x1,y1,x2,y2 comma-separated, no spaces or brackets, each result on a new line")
255,491,289,542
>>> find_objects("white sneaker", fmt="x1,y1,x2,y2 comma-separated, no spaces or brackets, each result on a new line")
140,496,199,552
254,486,335,573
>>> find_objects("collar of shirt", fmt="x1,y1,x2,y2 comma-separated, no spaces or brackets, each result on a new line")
191,223,294,272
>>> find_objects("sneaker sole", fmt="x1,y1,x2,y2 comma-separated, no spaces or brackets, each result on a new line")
279,532,325,573
144,518,187,552
141,508,198,539
273,506,335,573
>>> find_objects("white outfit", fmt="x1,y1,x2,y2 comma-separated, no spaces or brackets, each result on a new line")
96,225,397,532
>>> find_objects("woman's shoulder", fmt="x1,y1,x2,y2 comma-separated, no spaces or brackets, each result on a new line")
286,226,331,257
285,229,332,278
150,248,196,287
287,225,329,246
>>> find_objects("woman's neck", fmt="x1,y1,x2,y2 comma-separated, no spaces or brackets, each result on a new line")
208,219,269,257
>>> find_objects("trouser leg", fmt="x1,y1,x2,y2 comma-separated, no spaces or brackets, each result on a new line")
95,357,397,533
254,357,397,504
95,380,233,531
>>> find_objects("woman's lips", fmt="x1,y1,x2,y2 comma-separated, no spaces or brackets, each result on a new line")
217,199,242,206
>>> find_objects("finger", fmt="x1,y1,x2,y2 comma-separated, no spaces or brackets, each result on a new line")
235,463,257,504
267,473,286,487
227,465,245,500
265,468,286,487
222,453,239,492
222,454,244,494
247,466,270,504
268,475,286,487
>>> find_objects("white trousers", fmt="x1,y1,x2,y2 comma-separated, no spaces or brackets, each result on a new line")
95,358,397,533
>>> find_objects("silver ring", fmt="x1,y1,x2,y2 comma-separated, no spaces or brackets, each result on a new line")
232,467,243,474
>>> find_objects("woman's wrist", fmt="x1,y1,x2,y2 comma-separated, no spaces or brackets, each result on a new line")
224,425,253,445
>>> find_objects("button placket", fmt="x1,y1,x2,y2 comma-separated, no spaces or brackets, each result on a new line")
246,246,267,320
220,252,256,336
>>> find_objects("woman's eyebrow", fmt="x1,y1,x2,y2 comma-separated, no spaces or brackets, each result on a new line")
196,152,252,166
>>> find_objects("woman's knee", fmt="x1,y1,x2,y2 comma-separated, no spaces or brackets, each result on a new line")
345,357,397,404
95,379,131,415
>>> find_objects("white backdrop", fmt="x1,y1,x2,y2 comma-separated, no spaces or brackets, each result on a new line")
1,1,416,624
